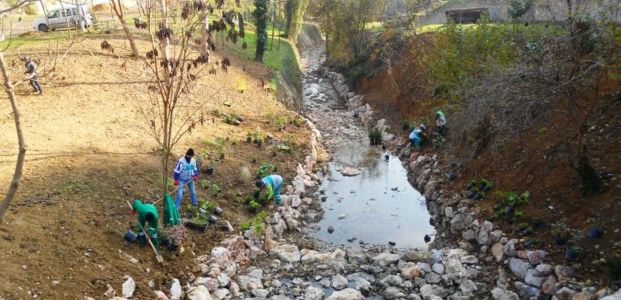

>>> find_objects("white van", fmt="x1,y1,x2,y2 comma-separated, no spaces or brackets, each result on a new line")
32,5,93,32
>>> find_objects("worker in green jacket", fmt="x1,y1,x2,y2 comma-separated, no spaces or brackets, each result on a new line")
131,199,160,248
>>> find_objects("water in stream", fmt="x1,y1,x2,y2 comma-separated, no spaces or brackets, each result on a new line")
300,46,435,249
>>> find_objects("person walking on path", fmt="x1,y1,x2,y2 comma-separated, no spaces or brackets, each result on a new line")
23,57,42,95
131,199,160,248
173,148,199,209
256,174,284,206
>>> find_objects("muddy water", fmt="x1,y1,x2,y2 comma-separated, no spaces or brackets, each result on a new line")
300,46,435,249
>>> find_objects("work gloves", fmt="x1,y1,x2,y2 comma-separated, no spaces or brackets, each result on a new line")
174,179,180,186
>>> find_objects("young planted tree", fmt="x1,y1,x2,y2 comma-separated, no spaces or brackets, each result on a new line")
136,0,219,198
110,0,140,57
253,0,269,62
0,0,35,223
0,53,26,223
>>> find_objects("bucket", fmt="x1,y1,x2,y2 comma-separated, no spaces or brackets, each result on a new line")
124,230,138,242
214,207,223,215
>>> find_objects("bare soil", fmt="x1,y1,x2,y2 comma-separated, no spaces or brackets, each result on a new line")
0,35,309,299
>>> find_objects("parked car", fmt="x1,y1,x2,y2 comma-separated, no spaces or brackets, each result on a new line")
32,5,93,32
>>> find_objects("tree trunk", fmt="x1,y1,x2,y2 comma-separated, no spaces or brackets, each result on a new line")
120,18,140,57
110,0,140,57
201,11,210,55
0,52,27,223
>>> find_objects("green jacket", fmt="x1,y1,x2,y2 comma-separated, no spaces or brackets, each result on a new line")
133,199,159,230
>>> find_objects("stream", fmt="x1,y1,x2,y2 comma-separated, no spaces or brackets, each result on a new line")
300,46,435,249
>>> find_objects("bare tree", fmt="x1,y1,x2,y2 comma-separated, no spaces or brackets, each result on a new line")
136,0,218,198
0,52,26,223
0,0,38,223
110,0,140,57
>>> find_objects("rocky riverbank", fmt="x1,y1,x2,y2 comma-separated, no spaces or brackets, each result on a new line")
104,36,621,300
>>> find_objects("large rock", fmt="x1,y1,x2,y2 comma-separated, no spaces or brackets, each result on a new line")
491,287,520,300
121,276,135,299
450,214,466,231
237,269,263,291
401,263,422,279
524,269,546,287
402,251,434,264
332,274,348,290
372,253,401,267
507,258,531,279
194,277,219,292
341,167,362,176
170,278,183,300
541,275,557,295
380,275,403,287
220,235,247,262
445,250,465,274
527,250,548,265
301,249,347,266
431,263,445,275
503,239,518,257
514,281,540,298
459,280,478,294
326,288,364,300
269,244,301,263
217,273,231,287
304,286,325,300
354,278,371,294
420,284,450,299
554,265,575,282
462,229,476,241
383,287,406,299
477,221,494,245
491,243,504,262
212,289,229,300
554,287,577,300
186,286,213,300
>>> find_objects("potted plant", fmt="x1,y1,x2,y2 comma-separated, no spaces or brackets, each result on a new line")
248,200,260,214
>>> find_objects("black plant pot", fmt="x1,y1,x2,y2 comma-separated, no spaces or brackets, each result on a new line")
554,235,567,246
208,215,218,224
565,248,580,261
248,207,258,214
206,166,214,175
588,227,603,239
214,207,223,215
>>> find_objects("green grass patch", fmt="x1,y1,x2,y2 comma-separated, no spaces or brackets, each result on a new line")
0,30,76,49
227,28,302,93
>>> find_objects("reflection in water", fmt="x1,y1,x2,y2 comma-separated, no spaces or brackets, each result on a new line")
314,153,435,249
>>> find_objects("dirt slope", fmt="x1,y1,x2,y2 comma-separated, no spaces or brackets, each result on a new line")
0,36,309,299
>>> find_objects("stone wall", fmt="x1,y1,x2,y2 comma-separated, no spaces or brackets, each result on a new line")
416,0,621,24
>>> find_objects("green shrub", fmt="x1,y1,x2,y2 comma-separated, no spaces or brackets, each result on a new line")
401,118,417,131
369,126,383,145
420,18,520,102
257,162,276,178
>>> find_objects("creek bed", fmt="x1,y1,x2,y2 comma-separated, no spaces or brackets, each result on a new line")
301,45,435,249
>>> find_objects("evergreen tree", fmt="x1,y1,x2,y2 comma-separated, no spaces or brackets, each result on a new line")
253,0,269,62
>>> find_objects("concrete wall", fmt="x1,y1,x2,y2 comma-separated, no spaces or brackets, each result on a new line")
416,0,621,24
